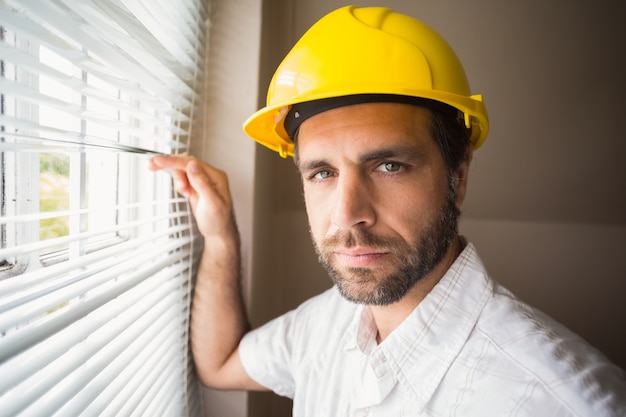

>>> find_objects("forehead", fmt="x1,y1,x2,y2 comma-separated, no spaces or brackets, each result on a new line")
295,102,435,162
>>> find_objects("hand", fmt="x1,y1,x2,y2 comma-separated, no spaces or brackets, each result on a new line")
148,154,237,240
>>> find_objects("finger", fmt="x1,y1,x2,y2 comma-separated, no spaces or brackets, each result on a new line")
150,155,199,197
149,154,194,172
171,169,193,197
186,159,230,205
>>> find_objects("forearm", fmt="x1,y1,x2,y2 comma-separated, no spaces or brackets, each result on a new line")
148,155,262,389
190,232,250,388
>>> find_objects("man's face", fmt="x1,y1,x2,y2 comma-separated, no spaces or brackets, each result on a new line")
296,102,467,306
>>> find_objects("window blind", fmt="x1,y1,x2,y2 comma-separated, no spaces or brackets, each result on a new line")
0,0,208,416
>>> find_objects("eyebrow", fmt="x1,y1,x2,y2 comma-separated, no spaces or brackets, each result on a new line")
360,146,428,164
297,158,329,174
297,144,429,173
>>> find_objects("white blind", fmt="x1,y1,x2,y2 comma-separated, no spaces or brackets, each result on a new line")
0,0,208,416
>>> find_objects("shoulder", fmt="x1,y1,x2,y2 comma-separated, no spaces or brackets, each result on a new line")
238,286,357,396
288,286,359,337
293,285,349,313
244,286,357,345
472,282,626,415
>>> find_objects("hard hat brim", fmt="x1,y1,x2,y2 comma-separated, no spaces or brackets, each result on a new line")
243,91,489,158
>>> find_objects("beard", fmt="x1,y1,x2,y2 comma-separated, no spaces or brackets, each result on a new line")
313,180,460,306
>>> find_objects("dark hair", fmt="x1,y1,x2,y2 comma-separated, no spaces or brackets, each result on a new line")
429,109,472,176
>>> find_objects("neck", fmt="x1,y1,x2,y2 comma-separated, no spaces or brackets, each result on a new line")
370,235,463,343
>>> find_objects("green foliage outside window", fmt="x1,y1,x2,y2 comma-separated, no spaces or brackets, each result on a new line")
39,153,69,239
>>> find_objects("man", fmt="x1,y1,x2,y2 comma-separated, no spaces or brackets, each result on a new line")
150,6,626,416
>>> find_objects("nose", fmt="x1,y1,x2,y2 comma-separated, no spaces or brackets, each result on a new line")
330,172,376,229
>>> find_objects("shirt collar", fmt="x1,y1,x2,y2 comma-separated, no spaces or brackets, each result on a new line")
342,242,494,410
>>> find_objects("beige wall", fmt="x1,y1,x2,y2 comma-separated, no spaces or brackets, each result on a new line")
203,0,626,415
199,0,261,415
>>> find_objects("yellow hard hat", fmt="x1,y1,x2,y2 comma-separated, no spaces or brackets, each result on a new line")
243,5,489,158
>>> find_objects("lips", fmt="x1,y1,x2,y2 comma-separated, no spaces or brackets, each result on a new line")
333,248,389,268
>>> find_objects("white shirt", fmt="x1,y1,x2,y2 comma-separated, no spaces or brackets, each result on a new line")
239,243,626,416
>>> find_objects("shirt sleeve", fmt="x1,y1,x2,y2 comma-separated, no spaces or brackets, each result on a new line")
239,309,298,398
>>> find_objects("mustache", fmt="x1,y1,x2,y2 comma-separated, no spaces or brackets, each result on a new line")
320,228,397,250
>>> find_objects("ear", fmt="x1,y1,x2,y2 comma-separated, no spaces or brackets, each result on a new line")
453,146,473,209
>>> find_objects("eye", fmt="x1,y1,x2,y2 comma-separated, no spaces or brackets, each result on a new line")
376,161,403,173
311,169,335,180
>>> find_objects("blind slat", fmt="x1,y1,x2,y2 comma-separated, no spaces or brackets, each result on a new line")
0,44,193,125
3,2,196,107
0,241,190,338
76,0,202,79
125,357,180,416
0,139,173,155
0,259,190,398
43,328,182,417
83,334,180,417
0,224,188,297
0,212,191,259
0,36,191,121
140,360,186,417
1,279,185,416
0,102,189,150
52,319,179,416
0,196,187,225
